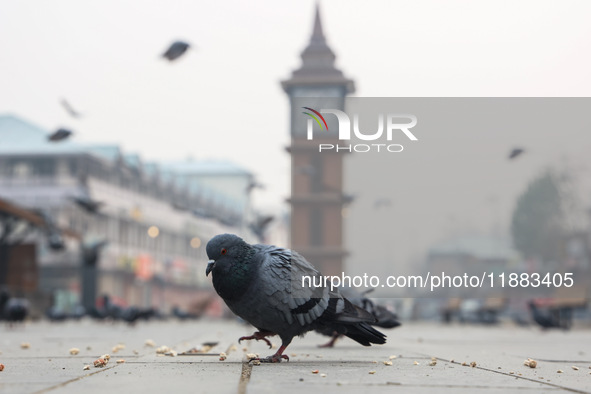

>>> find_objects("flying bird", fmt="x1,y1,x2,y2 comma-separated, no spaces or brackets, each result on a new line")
70,196,104,214
48,128,73,142
508,147,525,160
162,40,191,61
35,210,65,250
249,215,274,241
60,98,82,118
245,181,265,194
206,234,386,363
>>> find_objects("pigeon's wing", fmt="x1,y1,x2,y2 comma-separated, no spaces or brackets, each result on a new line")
255,245,374,328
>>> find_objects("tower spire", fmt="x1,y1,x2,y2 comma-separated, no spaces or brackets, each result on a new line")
311,3,325,43
281,3,354,92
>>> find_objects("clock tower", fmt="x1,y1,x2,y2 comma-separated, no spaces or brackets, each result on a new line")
282,4,355,276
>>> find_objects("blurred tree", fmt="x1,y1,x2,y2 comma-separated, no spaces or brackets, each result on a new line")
511,171,567,264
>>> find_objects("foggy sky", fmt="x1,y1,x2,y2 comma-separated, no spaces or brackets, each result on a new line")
2,0,591,258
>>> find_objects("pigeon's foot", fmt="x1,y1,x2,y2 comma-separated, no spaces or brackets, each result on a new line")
318,333,340,348
254,354,290,363
253,344,290,363
238,331,275,349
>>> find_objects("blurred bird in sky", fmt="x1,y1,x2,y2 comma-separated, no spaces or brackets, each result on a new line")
36,210,65,251
60,98,82,118
162,40,192,61
508,147,525,160
245,180,265,194
249,214,274,241
70,196,103,214
48,128,73,142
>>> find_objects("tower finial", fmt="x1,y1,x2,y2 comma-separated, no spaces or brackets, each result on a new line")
281,2,355,94
311,2,325,43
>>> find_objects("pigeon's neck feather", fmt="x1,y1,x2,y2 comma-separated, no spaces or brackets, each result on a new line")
212,246,257,300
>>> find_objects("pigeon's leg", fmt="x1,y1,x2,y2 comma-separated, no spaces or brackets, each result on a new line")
238,331,275,349
318,333,341,348
255,342,291,363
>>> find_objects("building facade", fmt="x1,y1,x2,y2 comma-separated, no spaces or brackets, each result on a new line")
0,114,255,314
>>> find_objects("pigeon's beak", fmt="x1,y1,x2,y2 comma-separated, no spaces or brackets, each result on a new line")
206,260,215,276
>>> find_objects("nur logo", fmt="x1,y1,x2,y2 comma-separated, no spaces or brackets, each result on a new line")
301,107,418,153
302,107,329,132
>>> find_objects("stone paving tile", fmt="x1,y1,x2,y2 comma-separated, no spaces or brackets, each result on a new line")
0,320,590,393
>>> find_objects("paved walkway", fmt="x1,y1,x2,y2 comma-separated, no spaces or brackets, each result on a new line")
1,319,590,393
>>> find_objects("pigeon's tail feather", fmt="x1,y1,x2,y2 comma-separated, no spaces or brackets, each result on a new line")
326,295,376,324
344,322,387,346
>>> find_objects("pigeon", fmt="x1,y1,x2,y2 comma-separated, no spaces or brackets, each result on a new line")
0,290,30,325
120,306,159,325
172,305,199,320
162,40,191,61
317,287,400,348
60,98,82,118
245,181,265,193
70,196,103,214
36,210,65,250
48,128,73,142
528,300,571,330
205,234,386,363
508,147,525,160
249,215,274,241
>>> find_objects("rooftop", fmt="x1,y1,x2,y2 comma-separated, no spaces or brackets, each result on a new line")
0,114,252,178
428,234,519,261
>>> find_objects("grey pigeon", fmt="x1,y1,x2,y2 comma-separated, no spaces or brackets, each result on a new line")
48,128,73,142
508,147,525,160
206,234,386,363
317,287,400,348
162,40,191,61
0,290,29,325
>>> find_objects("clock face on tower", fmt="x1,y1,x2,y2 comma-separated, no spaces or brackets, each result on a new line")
290,87,345,138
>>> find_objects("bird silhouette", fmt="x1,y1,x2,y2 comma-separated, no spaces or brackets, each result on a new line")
162,40,192,61
508,147,525,160
60,98,82,118
48,128,73,142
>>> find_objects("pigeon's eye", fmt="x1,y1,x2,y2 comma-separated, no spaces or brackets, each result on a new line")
221,248,228,255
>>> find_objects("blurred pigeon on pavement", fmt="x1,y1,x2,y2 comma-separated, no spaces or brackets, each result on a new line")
162,40,191,61
206,234,386,363
317,287,400,347
48,128,73,142
0,290,30,325
528,300,571,330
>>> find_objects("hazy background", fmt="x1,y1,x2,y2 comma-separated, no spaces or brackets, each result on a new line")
2,0,591,215
342,98,591,281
